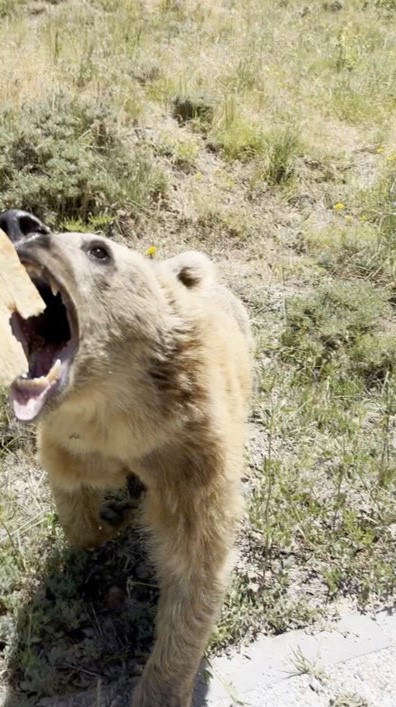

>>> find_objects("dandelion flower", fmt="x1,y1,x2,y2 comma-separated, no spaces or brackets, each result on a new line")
333,203,345,211
145,246,157,258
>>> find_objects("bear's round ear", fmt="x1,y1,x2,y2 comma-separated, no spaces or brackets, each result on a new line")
177,264,204,288
164,251,215,289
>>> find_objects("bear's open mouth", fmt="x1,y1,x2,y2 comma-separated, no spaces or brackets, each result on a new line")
9,263,78,422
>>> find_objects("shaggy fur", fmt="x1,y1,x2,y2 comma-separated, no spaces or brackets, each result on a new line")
17,232,252,707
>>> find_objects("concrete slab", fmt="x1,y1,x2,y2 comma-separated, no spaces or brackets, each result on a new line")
375,608,396,645
204,608,396,706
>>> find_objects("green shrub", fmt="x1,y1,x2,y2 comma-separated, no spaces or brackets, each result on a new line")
0,94,165,228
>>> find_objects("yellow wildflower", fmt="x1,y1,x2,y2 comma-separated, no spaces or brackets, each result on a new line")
145,246,157,258
376,146,385,154
333,203,345,211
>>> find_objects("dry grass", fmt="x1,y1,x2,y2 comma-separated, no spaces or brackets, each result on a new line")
0,0,396,703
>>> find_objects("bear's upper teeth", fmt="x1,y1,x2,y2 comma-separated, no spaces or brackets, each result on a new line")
25,263,43,277
49,277,59,297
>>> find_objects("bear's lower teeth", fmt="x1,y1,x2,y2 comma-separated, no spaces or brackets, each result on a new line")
22,358,61,388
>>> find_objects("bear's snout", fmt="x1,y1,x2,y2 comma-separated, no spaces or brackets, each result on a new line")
0,209,50,244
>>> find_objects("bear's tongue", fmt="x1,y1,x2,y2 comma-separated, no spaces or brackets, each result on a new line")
11,358,61,422
9,277,73,422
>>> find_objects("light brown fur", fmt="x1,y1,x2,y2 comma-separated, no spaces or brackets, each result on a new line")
18,232,252,706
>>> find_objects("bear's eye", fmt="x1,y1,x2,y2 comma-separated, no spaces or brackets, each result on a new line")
90,247,108,260
86,243,111,263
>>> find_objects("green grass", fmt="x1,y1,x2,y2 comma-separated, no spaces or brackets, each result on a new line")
330,694,370,707
281,281,396,383
0,0,24,17
302,163,396,285
1,0,396,701
213,290,396,648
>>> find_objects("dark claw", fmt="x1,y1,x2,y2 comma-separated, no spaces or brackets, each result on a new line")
0,209,50,243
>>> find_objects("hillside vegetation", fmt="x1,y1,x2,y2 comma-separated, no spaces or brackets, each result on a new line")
0,0,395,703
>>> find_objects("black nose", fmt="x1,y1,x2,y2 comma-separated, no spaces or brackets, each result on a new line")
0,209,50,243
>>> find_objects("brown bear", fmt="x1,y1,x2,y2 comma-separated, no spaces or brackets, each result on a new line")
8,226,252,707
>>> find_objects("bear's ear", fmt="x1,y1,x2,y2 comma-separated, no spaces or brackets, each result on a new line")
164,251,215,289
177,264,204,288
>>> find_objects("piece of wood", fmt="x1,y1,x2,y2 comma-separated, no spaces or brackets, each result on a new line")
0,228,46,386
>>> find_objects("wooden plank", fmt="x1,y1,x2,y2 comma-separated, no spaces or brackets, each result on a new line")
0,229,46,386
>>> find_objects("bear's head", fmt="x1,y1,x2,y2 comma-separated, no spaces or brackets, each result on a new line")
9,229,200,422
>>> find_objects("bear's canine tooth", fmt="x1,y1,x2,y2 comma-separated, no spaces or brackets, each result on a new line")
47,358,61,382
49,277,59,297
25,263,43,277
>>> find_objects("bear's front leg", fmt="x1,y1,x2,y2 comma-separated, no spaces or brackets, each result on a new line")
131,486,236,707
50,481,118,549
39,430,130,548
131,572,224,707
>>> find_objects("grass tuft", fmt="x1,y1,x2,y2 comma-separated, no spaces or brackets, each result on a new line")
265,128,300,185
